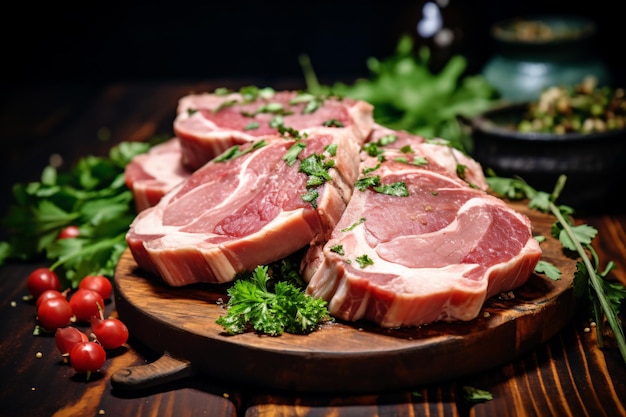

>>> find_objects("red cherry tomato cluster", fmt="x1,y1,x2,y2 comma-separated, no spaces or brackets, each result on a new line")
28,268,130,380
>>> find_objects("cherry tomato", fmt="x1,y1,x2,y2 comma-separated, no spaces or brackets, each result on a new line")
27,268,61,299
37,297,73,332
58,225,80,239
55,326,89,356
69,289,104,323
36,289,66,309
69,341,106,379
79,275,113,300
90,316,129,349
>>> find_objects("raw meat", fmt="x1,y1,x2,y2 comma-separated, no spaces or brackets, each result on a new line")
174,89,374,169
302,153,542,328
124,138,192,212
126,127,364,286
364,124,488,190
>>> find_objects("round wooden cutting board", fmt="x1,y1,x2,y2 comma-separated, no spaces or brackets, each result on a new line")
112,201,579,393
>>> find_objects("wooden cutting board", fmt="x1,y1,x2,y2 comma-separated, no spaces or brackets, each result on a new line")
111,201,579,393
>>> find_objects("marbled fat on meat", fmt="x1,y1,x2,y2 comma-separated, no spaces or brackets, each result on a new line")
126,128,364,286
302,153,541,328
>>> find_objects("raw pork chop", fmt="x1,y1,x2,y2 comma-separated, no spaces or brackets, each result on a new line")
126,127,364,286
364,124,488,190
174,89,374,169
124,138,192,212
302,154,542,328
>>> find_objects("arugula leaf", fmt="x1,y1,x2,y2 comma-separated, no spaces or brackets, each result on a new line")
487,173,626,364
216,265,331,336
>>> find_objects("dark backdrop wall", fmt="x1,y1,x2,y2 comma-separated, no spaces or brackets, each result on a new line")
3,0,624,86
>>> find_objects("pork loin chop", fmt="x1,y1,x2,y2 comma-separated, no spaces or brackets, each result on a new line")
302,155,542,328
126,127,364,286
174,89,374,170
124,138,192,212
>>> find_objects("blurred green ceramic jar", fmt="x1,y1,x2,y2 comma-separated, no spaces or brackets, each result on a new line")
482,15,612,102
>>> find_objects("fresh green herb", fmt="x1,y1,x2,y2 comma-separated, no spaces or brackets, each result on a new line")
214,140,267,163
301,189,319,208
215,265,331,336
239,85,276,102
487,173,626,364
341,217,365,232
288,92,324,114
411,156,428,166
355,175,409,197
0,141,150,288
362,163,380,175
374,181,409,197
323,119,344,127
330,245,344,256
299,153,334,188
400,145,413,154
283,142,306,166
300,35,498,151
534,260,561,280
324,143,337,156
355,175,381,191
456,164,467,180
244,121,260,130
355,254,374,268
213,99,238,112
242,102,293,117
462,386,493,403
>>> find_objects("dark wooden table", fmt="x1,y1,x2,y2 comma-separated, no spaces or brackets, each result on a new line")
1,79,625,417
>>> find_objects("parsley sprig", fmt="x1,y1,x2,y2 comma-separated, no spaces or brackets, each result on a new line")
216,263,331,336
0,141,151,288
487,173,626,364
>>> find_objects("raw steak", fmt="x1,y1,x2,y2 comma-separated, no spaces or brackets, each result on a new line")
174,89,374,170
124,138,192,212
302,154,542,328
126,127,364,286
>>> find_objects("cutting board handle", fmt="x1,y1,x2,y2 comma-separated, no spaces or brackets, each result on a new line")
111,352,195,390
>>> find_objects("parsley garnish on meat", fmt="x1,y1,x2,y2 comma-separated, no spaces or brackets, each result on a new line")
298,151,336,208
355,175,409,197
355,254,374,268
487,173,626,364
214,140,267,162
215,264,331,336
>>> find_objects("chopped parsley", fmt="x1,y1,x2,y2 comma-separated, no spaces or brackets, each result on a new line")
341,217,365,232
214,140,267,163
355,254,374,268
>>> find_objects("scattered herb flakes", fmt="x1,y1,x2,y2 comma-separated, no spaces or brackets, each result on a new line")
330,245,345,256
341,218,365,232
214,140,267,163
244,121,260,130
283,142,306,166
355,175,380,191
355,254,374,268
322,119,344,127
374,181,409,197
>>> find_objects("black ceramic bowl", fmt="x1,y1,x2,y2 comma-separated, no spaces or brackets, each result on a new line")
465,102,626,213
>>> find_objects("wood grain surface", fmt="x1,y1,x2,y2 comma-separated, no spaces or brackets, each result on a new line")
112,201,579,393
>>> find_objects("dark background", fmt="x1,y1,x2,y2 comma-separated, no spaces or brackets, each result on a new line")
2,0,624,86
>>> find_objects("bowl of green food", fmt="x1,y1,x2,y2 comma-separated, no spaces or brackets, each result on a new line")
465,77,626,212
